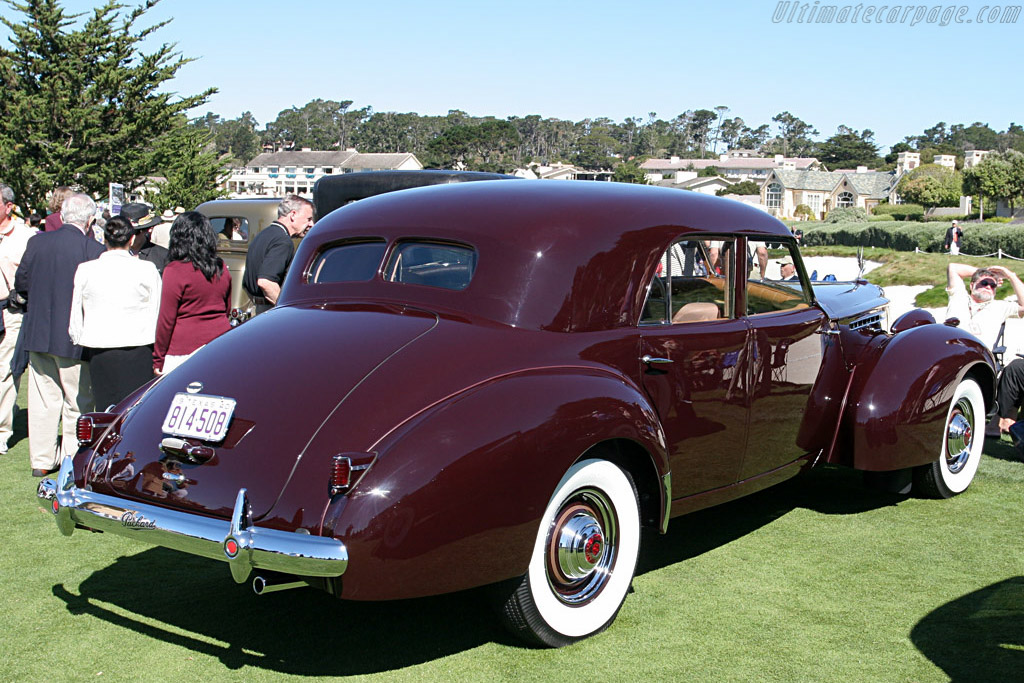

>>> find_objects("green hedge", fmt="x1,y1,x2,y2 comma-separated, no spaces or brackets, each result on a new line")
801,219,1024,256
824,207,868,223
872,203,925,221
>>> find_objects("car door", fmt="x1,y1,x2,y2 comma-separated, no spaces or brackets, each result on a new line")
639,238,752,499
738,239,825,479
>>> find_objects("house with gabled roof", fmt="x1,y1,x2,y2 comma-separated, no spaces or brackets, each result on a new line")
223,149,422,198
761,167,898,219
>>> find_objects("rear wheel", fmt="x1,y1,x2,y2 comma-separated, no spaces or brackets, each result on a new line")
914,378,984,498
499,458,640,647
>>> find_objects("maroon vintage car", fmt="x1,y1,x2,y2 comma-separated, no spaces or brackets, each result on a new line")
38,180,995,647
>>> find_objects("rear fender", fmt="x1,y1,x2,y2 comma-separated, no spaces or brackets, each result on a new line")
843,323,995,471
323,367,667,601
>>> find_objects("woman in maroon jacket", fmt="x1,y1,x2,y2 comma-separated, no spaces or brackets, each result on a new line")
154,212,231,375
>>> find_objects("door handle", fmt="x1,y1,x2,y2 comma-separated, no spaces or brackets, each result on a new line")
641,355,674,365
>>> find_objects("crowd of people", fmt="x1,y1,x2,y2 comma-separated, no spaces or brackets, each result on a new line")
0,181,239,477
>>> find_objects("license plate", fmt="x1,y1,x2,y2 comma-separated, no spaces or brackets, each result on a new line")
161,393,236,442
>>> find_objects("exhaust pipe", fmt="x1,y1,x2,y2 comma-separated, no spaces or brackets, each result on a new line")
252,572,308,595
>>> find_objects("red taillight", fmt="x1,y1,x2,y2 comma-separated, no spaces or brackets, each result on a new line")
225,538,239,557
330,456,352,495
76,415,95,446
329,453,376,496
52,499,59,514
77,412,118,448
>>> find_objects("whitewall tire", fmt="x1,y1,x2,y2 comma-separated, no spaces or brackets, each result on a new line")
914,378,984,498
499,458,640,647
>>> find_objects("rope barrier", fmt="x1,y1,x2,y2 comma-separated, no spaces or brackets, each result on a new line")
913,247,1024,261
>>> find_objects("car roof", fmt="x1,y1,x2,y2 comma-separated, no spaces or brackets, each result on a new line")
286,180,793,332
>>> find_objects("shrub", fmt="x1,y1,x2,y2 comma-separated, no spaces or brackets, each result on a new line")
794,203,815,220
872,203,925,221
985,216,1012,223
801,219,1024,257
824,207,868,223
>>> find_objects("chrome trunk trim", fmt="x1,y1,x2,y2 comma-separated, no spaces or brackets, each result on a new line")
37,457,347,583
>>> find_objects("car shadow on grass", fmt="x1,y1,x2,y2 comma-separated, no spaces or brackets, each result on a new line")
638,465,906,575
910,576,1024,681
53,558,516,675
49,467,903,673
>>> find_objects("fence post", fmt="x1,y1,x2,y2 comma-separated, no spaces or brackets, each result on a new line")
999,248,1004,259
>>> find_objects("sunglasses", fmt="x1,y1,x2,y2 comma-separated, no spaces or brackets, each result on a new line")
975,279,998,289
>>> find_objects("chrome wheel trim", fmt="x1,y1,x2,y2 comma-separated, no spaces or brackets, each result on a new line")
546,488,618,606
945,398,974,474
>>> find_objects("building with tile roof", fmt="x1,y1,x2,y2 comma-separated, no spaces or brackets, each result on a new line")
223,149,422,198
761,167,898,219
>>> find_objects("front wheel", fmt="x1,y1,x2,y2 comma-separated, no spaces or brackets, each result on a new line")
914,378,985,498
499,458,640,647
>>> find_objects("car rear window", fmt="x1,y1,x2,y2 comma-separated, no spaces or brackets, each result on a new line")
309,240,387,283
209,216,250,243
383,242,476,291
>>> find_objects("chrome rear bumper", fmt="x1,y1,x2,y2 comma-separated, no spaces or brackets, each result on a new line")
37,457,347,583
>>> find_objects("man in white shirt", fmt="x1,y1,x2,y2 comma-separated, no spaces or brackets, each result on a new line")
945,262,1024,350
0,182,39,454
946,262,1024,443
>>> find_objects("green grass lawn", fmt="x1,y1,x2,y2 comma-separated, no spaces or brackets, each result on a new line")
2,397,1021,682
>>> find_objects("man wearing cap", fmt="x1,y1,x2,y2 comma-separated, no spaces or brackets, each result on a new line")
243,194,314,314
120,203,169,274
14,193,105,476
0,182,39,454
944,220,964,256
776,255,798,281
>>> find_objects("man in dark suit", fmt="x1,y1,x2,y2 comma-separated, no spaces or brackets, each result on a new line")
14,193,105,476
121,202,169,274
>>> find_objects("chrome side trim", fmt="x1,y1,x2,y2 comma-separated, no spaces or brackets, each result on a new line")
38,457,347,583
660,471,671,534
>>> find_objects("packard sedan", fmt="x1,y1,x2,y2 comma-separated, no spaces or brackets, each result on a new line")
38,181,995,647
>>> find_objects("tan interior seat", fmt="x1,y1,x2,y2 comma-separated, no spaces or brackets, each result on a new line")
672,301,719,323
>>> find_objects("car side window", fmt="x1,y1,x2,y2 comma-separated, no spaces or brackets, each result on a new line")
745,240,812,316
641,238,735,324
208,216,250,243
384,242,477,291
309,240,387,283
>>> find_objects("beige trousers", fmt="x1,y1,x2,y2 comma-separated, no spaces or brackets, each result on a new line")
0,309,23,447
27,351,93,470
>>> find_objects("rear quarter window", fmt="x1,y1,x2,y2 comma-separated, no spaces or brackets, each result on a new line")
309,240,388,283
383,242,477,291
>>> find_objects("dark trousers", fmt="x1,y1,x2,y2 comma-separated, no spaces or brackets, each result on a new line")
997,358,1024,419
85,345,154,411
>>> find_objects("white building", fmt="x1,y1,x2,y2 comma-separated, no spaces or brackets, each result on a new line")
964,150,992,168
640,153,821,184
223,149,423,197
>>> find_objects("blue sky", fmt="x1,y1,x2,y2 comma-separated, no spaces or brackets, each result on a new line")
9,0,1023,151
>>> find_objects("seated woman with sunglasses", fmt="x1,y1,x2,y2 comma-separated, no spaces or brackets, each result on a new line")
946,262,1024,448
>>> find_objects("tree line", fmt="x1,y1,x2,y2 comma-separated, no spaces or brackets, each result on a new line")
3,0,1024,214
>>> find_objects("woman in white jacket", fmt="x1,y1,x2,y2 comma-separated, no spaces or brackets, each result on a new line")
69,215,161,410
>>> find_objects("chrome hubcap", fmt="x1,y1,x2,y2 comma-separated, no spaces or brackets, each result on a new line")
945,398,974,474
546,489,617,606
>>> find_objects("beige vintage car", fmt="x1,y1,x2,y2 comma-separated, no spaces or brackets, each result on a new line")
196,197,288,321
197,171,514,323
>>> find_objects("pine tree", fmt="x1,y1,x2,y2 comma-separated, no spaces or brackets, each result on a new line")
0,0,216,211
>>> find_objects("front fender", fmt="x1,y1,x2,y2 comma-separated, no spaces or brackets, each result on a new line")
845,322,996,471
323,367,667,601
